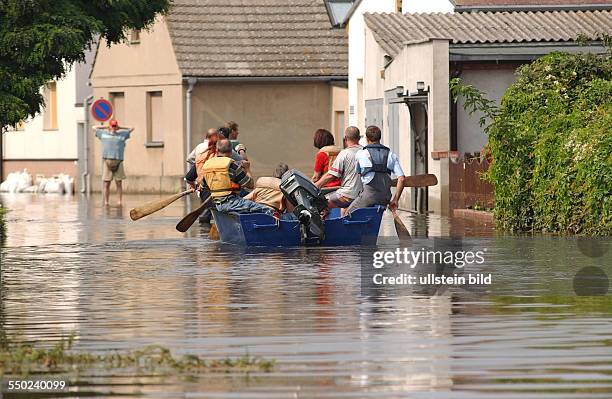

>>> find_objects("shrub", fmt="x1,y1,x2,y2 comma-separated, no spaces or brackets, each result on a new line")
486,51,611,235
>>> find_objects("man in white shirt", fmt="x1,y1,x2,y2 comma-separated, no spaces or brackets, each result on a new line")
347,125,406,214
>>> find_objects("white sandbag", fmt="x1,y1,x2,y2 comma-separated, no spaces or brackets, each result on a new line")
22,185,39,193
0,172,19,193
61,174,74,195
43,177,65,194
16,169,33,192
37,177,48,193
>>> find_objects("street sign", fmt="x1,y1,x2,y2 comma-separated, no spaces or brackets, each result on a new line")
91,99,113,122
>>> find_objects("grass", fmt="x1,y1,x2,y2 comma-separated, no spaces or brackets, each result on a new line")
0,334,275,376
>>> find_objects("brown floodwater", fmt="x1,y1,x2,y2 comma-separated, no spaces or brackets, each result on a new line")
0,193,610,398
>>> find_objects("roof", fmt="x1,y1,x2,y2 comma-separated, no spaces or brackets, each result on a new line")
166,0,348,78
364,10,612,57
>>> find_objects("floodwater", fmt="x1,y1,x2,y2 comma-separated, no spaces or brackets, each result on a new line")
0,193,610,398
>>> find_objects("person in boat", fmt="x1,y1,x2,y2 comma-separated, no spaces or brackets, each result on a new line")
244,163,292,213
223,121,248,160
198,139,275,216
346,125,406,214
311,129,341,188
186,127,218,165
314,126,364,214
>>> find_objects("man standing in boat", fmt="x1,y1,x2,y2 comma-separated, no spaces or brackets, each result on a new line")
189,139,275,216
347,125,405,214
314,126,363,213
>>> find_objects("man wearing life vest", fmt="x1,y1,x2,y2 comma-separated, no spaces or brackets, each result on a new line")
199,139,275,216
244,163,291,213
346,125,406,214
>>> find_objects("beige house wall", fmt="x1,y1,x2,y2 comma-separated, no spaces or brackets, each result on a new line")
190,82,334,178
90,17,185,193
364,27,451,215
330,85,349,142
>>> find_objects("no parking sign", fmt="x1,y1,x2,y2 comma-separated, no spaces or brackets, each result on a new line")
91,98,113,122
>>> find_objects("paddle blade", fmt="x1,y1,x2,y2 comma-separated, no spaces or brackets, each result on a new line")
176,195,212,232
208,223,220,241
393,212,411,240
130,189,193,221
391,174,438,188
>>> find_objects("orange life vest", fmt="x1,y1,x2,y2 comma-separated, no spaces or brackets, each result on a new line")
195,148,217,185
201,156,240,197
319,145,341,169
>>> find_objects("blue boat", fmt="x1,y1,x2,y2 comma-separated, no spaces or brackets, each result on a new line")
212,206,385,247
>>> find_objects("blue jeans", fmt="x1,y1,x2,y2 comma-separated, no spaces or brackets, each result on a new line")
215,195,275,216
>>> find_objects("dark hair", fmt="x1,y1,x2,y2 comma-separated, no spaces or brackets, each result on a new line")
218,127,231,139
225,121,239,132
313,129,335,149
216,138,232,154
273,163,289,178
365,125,382,142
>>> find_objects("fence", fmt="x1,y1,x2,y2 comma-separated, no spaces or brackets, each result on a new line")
449,157,494,210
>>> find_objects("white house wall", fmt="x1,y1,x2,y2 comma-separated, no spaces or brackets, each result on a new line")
456,68,517,156
4,71,80,161
402,0,454,13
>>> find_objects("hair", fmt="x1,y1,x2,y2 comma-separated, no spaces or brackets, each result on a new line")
365,125,382,142
218,126,231,139
344,126,361,142
225,121,239,132
313,129,335,149
207,131,220,151
216,138,232,154
273,163,289,178
206,128,218,139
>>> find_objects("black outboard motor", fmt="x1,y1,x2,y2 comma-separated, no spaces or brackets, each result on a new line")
280,169,328,241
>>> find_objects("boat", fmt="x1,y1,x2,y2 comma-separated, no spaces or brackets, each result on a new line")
212,206,385,247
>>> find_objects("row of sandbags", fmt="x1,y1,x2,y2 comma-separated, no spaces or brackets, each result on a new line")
0,169,74,194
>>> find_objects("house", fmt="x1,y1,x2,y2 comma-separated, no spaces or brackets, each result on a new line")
89,0,348,194
362,9,612,215
1,50,95,190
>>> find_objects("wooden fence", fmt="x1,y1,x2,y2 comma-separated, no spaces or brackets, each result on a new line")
449,157,494,210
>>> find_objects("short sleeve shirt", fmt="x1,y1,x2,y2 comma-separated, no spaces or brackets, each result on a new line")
355,147,405,185
95,129,131,161
328,145,363,199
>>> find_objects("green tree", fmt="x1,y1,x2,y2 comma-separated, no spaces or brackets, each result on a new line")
0,0,171,131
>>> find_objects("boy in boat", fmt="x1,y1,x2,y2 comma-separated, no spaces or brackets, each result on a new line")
347,125,406,214
244,163,292,213
314,126,364,214
194,139,275,216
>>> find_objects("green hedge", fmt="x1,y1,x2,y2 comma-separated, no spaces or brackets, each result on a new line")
486,51,611,236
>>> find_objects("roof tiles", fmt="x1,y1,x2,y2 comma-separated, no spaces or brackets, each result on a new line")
166,0,348,78
364,10,612,57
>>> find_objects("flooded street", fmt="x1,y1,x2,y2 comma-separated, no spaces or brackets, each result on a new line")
1,193,611,398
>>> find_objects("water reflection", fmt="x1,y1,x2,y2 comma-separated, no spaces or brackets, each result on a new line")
0,193,610,398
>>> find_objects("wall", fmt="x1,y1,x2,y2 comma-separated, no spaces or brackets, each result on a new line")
90,17,184,193
456,67,516,156
347,0,395,131
330,85,349,142
364,28,452,215
3,70,80,164
190,81,333,177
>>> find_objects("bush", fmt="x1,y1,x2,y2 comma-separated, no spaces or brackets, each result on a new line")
486,51,611,236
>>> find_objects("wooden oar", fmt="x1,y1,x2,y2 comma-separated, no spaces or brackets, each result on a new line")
208,223,220,240
391,209,411,239
176,195,213,232
391,173,438,188
130,189,194,221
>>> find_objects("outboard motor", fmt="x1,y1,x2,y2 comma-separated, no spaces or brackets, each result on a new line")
280,169,328,241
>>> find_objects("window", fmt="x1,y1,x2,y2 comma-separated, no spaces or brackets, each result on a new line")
130,29,140,44
146,91,163,145
109,92,125,123
43,81,58,130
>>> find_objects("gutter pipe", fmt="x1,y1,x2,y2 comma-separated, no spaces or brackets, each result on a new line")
185,77,197,172
81,95,93,194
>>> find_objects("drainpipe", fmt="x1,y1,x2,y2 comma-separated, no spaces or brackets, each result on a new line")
81,95,94,194
185,77,197,172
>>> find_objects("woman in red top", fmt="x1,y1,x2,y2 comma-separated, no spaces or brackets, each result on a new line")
312,129,341,188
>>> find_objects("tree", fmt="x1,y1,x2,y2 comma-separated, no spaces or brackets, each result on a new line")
0,0,171,131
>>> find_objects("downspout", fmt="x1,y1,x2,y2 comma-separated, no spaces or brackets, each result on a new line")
81,95,94,194
185,77,197,172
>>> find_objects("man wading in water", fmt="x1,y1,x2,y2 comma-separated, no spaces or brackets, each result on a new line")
93,119,134,206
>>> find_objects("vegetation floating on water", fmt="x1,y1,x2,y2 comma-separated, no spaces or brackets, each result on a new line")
0,206,6,243
0,334,275,376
